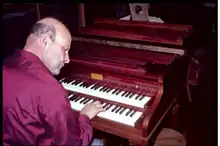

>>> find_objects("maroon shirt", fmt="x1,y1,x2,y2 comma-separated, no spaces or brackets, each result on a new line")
3,50,93,146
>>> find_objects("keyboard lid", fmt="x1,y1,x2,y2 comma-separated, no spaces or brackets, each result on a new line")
68,41,176,83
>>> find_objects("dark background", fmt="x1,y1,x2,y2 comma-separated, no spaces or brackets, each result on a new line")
2,3,217,146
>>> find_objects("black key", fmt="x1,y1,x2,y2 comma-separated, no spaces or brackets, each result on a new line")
80,82,86,87
59,78,66,82
119,107,126,114
104,87,110,91
112,89,118,94
82,82,90,88
72,81,80,85
71,81,77,85
92,82,99,87
68,92,72,96
77,82,84,86
104,104,111,110
69,96,76,101
126,109,133,116
94,85,101,90
75,97,82,102
70,80,77,85
91,84,98,89
70,96,78,101
135,94,142,100
68,94,74,98
83,99,90,104
79,83,84,87
79,82,85,87
99,86,106,91
81,98,87,104
113,106,120,113
102,87,109,92
115,107,122,113
139,95,145,101
82,84,88,88
102,87,108,91
105,104,112,110
115,90,121,95
91,85,98,89
78,98,86,103
129,93,135,98
118,107,125,113
62,78,68,83
130,111,136,117
65,79,72,84
83,83,89,87
106,88,112,93
92,99,97,103
103,104,109,109
101,103,108,109
101,103,106,108
70,95,79,101
80,98,88,103
121,91,127,97
112,106,118,112
89,84,96,89
125,92,131,97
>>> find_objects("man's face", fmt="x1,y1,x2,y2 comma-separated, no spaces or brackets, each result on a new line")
42,33,71,75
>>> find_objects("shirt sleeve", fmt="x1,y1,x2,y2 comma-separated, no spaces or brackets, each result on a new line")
38,86,93,146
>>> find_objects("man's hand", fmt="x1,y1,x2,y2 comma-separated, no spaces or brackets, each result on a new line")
80,101,105,120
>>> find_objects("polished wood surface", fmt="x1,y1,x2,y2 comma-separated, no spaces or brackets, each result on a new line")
58,47,190,145
58,19,192,145
78,18,193,46
93,18,192,32
72,36,185,55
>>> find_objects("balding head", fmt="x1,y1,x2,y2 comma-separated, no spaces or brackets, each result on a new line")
24,17,72,75
36,17,71,42
28,17,71,45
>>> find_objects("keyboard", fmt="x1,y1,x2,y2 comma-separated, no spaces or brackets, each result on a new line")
56,19,193,145
68,93,143,126
60,78,151,108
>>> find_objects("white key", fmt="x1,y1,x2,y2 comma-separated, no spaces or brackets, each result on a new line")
61,80,151,108
68,96,143,127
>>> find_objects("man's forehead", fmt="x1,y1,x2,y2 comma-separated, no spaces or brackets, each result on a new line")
55,33,71,47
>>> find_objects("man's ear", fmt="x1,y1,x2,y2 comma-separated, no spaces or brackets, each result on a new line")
41,35,52,48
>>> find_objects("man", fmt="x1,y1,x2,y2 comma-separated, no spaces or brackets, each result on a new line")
3,17,104,146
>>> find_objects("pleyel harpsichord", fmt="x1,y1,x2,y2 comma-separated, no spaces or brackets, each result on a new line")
57,18,193,145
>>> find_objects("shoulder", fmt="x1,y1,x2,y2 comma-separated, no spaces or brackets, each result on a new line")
25,72,68,104
21,73,70,116
4,66,70,112
4,66,68,104
3,66,39,89
32,76,71,112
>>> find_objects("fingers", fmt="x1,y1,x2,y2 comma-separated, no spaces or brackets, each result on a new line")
95,103,103,108
92,101,105,111
84,100,105,112
99,107,105,112
93,100,101,105
93,101,103,107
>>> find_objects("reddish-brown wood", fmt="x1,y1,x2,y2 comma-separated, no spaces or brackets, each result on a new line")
79,28,185,46
70,42,175,65
58,20,192,146
78,18,193,46
58,43,190,146
93,18,193,32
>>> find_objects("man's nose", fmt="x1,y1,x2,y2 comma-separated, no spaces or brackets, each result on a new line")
65,55,70,64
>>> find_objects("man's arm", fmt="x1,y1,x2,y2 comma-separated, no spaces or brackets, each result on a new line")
46,104,93,145
39,86,93,146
